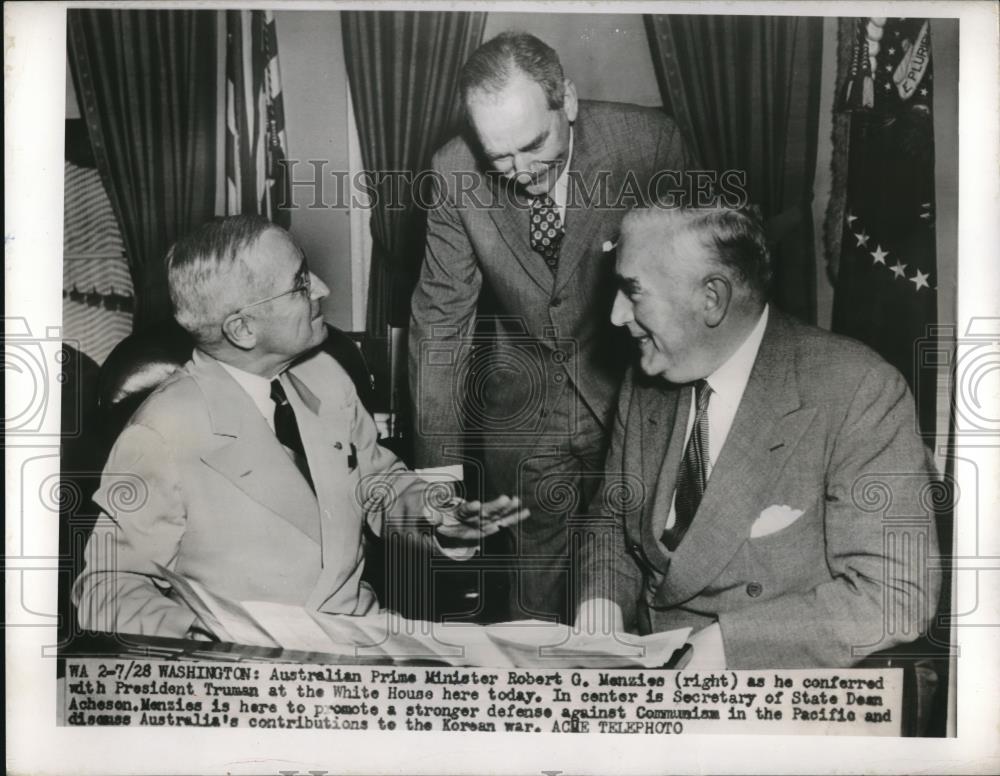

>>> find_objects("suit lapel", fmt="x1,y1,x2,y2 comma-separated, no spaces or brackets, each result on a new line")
641,384,690,575
488,179,555,294
193,352,322,546
657,311,816,605
554,116,617,295
283,364,364,591
638,386,677,505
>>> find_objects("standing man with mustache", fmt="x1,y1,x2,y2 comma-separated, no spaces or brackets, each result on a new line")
409,32,694,623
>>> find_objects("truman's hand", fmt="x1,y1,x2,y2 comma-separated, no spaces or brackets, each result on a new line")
432,495,529,542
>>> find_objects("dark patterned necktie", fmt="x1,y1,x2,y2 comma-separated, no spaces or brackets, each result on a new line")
662,379,713,550
529,194,564,273
270,378,314,492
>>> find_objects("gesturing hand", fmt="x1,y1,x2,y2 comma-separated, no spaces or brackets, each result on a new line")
431,494,529,542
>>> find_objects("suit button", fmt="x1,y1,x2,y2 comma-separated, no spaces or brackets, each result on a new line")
550,297,563,307
746,582,763,598
333,442,343,450
629,542,642,555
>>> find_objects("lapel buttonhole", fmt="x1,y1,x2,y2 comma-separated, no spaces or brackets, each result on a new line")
769,443,785,452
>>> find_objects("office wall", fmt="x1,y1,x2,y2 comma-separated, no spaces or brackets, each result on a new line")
483,12,662,106
276,11,353,329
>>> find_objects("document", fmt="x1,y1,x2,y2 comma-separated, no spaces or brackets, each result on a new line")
154,565,690,667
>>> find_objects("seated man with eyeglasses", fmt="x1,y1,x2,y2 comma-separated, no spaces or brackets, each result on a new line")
73,215,527,639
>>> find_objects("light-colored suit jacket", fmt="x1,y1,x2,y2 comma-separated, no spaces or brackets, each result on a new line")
73,349,414,637
409,100,694,466
579,311,941,668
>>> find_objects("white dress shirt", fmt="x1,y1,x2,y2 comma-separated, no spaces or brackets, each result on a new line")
218,360,277,432
550,127,574,223
663,306,770,532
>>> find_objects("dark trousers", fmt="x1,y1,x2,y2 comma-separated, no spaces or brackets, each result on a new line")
481,384,608,623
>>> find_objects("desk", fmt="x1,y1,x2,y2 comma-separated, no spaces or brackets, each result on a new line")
59,625,691,672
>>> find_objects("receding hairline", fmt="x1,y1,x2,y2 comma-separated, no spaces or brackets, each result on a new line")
620,211,719,267
620,207,771,300
167,220,300,338
463,67,552,107
619,213,747,301
460,31,566,111
622,207,720,240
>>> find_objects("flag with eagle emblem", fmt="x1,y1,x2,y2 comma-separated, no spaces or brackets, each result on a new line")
832,17,938,436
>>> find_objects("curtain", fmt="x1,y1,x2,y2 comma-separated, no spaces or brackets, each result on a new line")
341,10,487,333
67,10,218,330
646,15,824,324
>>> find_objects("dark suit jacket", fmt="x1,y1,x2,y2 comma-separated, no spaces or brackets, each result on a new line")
579,310,941,668
409,100,694,466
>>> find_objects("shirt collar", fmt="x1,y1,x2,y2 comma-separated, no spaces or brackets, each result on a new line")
551,126,574,211
217,359,276,423
705,305,769,399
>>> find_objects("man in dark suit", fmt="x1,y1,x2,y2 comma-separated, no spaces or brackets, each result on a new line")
576,205,940,668
74,216,526,638
409,32,694,623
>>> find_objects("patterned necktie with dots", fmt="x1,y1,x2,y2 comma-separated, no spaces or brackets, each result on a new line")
662,379,713,551
529,194,564,273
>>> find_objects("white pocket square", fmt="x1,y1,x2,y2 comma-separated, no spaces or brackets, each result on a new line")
750,504,804,538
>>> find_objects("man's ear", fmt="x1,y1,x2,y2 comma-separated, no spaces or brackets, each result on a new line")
221,312,257,351
562,78,579,123
703,274,732,328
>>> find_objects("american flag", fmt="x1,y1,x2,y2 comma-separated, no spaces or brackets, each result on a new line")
224,10,290,228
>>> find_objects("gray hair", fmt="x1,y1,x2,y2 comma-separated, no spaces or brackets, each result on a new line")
166,215,275,346
460,31,566,110
620,205,773,302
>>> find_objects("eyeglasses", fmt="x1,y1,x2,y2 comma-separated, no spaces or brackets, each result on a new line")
232,261,312,316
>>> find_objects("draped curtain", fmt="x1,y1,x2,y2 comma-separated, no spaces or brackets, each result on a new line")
67,10,218,329
646,15,823,324
341,10,487,333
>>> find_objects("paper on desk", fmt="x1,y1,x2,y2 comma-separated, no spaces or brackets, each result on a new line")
155,565,279,648
485,620,692,668
428,622,513,666
240,601,353,655
307,613,539,667
157,563,688,667
414,464,464,482
554,626,693,668
327,612,446,659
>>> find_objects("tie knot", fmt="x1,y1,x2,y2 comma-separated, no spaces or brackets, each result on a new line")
270,378,288,406
694,379,713,412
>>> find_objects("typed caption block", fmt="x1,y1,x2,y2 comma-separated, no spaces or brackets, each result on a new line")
62,660,902,736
